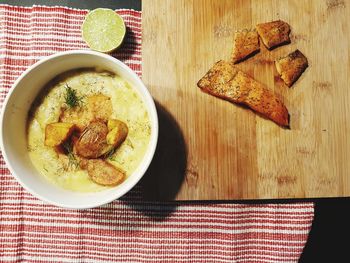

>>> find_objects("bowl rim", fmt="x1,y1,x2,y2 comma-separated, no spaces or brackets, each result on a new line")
0,49,159,209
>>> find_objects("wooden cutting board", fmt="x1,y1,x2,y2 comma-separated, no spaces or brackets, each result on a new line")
141,0,350,200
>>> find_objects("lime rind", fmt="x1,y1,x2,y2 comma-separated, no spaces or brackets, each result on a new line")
82,8,126,53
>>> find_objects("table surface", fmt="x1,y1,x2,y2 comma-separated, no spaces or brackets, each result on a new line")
0,0,347,262
142,0,350,201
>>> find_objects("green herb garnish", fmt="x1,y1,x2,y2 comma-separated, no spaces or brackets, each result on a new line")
64,83,84,108
62,140,79,169
103,148,116,160
126,138,134,149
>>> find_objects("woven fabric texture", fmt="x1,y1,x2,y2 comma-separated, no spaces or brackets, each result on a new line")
0,5,314,263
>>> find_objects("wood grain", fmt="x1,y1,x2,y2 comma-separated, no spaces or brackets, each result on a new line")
142,0,350,200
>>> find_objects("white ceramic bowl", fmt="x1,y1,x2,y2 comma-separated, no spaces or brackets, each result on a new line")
0,50,158,209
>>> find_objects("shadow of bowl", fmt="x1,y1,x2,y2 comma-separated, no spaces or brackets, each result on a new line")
121,101,187,218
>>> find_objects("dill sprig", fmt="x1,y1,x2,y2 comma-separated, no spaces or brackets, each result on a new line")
62,140,79,169
64,83,84,108
103,148,116,160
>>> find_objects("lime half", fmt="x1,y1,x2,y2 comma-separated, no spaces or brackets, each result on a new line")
82,8,126,53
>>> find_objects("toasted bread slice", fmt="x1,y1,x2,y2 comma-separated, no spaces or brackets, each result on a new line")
231,30,260,63
275,49,308,87
197,60,289,127
256,20,291,49
80,159,125,186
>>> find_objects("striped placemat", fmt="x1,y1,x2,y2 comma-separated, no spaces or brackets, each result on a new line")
0,4,314,263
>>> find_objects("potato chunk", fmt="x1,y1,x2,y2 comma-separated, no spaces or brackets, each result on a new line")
75,120,109,159
44,122,76,147
107,119,121,130
100,119,128,156
106,119,128,147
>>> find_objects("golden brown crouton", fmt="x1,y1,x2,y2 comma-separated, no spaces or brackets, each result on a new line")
81,159,125,186
87,94,113,121
59,94,112,131
44,122,76,147
231,30,260,63
197,60,289,127
59,107,93,131
256,20,291,49
275,49,308,87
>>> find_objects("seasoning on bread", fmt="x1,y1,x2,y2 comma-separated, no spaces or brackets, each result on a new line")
197,60,289,127
256,20,291,49
80,159,125,186
231,30,260,63
275,49,308,87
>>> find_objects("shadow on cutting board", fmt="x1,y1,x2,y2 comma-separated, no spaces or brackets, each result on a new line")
122,101,187,219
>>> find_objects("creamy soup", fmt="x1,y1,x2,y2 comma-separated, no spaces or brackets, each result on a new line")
27,69,151,192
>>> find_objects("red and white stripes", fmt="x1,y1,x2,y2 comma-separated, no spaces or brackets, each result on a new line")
0,4,314,263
